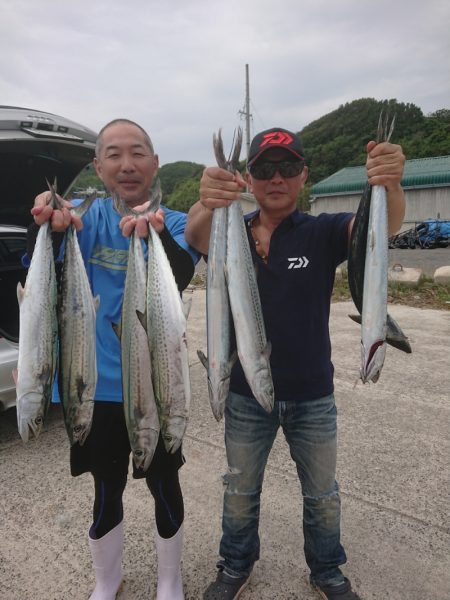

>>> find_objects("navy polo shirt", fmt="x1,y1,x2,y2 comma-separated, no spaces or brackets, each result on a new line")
229,209,354,402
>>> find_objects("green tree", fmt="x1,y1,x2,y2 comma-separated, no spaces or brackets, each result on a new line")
164,178,201,213
298,98,431,184
159,161,204,197
71,164,105,194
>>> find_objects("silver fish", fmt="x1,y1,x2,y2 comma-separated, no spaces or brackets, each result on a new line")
57,191,98,445
113,193,160,471
197,130,239,421
360,113,395,383
347,182,411,354
215,129,274,412
16,192,58,441
144,182,191,453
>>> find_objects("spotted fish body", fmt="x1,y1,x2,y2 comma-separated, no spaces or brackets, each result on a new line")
58,196,98,445
145,186,190,453
226,199,274,410
118,229,160,470
16,221,58,441
146,227,190,453
208,128,274,413
197,204,234,421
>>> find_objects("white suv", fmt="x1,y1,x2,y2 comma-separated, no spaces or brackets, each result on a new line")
0,106,97,411
0,225,27,410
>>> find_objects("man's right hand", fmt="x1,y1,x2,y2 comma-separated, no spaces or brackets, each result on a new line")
31,191,83,231
199,166,246,210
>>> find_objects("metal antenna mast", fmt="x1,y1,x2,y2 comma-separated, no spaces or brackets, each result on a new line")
238,64,252,162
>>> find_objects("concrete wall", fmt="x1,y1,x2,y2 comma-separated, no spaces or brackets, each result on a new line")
309,186,450,224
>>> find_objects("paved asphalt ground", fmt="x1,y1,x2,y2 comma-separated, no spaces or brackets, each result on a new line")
386,247,450,277
0,285,449,600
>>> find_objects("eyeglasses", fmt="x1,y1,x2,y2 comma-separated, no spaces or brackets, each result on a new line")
249,159,305,180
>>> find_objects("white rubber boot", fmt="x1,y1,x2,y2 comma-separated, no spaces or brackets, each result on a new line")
88,520,124,600
155,524,184,600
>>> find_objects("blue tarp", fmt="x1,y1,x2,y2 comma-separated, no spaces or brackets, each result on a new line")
389,220,450,249
416,220,450,247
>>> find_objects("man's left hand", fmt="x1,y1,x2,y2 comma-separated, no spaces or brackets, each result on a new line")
366,141,405,192
120,207,165,237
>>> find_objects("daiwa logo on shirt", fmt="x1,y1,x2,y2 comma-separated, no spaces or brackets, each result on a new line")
260,131,293,147
287,256,309,269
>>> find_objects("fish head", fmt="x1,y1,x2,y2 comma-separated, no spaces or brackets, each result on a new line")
16,391,46,442
207,375,230,422
162,416,187,454
69,401,94,446
131,427,160,472
132,447,149,471
360,340,386,383
72,422,91,446
251,370,274,413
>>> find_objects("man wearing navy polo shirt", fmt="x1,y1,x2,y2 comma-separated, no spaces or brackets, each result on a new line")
186,126,406,600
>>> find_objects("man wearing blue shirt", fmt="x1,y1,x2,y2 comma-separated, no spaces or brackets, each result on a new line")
30,119,199,600
185,127,406,600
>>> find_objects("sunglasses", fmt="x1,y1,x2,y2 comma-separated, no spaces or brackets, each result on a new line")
249,159,305,180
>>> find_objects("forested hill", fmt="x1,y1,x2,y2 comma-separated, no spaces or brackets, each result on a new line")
73,98,449,211
298,98,450,185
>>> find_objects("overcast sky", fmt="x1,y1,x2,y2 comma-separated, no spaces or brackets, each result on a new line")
2,0,449,166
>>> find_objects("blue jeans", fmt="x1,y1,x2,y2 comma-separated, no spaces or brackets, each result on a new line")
218,392,347,586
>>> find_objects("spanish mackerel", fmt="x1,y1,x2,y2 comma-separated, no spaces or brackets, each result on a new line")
144,180,191,453
348,182,411,354
57,189,98,446
16,190,58,441
112,193,160,471
197,130,239,421
219,129,274,412
359,113,398,382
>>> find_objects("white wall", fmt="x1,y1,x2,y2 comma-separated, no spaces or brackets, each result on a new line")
310,186,450,223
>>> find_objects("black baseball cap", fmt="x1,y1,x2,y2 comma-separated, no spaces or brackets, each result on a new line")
247,127,305,166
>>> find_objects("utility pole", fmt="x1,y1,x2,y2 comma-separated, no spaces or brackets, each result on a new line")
238,64,252,162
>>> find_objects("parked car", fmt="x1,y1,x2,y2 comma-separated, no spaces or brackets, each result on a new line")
0,225,27,410
0,105,97,411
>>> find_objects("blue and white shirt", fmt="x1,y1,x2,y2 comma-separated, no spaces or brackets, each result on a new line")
62,197,199,403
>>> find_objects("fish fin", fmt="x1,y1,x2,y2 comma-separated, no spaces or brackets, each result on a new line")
263,341,272,359
136,310,147,332
197,349,208,369
229,349,238,369
71,192,97,218
17,282,25,305
182,296,192,319
38,364,52,385
112,321,121,339
386,313,412,354
386,336,412,354
348,313,362,324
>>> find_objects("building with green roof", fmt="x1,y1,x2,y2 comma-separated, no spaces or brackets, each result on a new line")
309,155,450,224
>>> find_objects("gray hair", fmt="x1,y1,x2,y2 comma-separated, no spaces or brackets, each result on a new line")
95,118,154,158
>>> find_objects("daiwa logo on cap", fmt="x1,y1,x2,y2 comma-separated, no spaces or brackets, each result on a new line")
260,131,294,147
248,127,305,165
